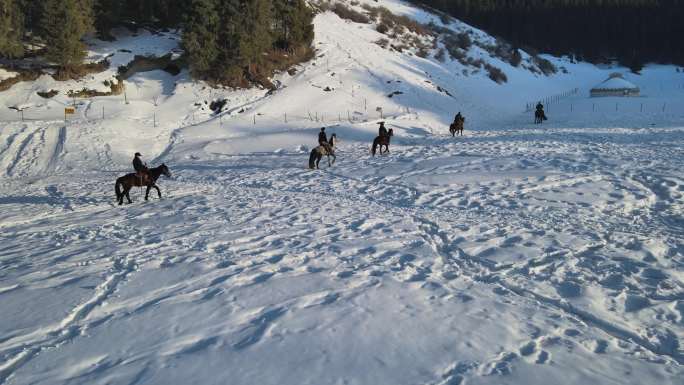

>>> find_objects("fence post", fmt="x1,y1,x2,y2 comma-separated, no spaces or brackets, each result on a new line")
102,106,104,120
253,114,256,125
640,103,643,113
284,113,287,123
662,103,666,112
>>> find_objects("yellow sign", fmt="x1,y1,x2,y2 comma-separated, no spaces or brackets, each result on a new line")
65,107,75,115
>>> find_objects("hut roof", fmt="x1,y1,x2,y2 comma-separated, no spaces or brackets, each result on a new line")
592,75,639,91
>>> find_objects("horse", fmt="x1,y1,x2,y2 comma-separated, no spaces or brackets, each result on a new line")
449,117,464,136
372,128,394,156
309,134,337,169
115,164,172,205
534,109,547,124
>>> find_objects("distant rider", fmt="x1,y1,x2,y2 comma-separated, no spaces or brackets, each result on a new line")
454,112,464,124
536,102,547,120
319,127,332,153
378,121,388,138
133,152,148,183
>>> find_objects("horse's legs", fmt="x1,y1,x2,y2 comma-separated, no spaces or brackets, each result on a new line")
125,187,132,204
145,185,151,201
331,154,336,166
154,185,161,198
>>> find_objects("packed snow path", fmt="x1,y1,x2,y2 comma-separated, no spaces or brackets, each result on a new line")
0,127,682,384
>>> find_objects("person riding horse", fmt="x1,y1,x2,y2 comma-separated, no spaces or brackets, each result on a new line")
133,152,149,183
535,102,548,123
319,127,333,154
378,121,388,139
450,112,465,136
309,131,337,169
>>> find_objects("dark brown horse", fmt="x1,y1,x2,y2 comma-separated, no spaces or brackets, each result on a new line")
535,109,548,124
449,117,464,136
372,128,394,156
115,164,171,205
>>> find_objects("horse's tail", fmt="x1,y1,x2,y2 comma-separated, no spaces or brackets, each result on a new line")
115,177,123,200
308,148,317,169
371,138,378,156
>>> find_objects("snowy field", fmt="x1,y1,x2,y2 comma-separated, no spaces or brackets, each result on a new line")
1,1,683,384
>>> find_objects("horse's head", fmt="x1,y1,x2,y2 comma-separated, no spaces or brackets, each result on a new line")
388,129,394,137
160,163,172,178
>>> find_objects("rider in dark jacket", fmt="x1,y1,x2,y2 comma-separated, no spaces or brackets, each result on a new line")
378,122,388,138
318,127,332,153
133,152,148,182
536,102,547,120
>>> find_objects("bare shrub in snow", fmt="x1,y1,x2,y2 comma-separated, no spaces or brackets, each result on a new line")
485,64,508,83
534,56,557,75
376,22,390,34
375,38,390,49
324,2,370,24
435,48,446,62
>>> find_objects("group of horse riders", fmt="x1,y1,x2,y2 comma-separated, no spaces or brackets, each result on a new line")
123,106,553,202
131,105,546,178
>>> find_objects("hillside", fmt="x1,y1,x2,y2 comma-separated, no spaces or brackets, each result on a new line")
0,1,683,384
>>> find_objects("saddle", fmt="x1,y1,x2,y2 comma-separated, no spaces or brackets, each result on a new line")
135,171,150,184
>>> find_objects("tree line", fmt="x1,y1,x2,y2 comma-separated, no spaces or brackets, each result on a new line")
0,0,314,86
410,0,684,69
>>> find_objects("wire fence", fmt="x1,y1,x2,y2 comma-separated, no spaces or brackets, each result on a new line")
1,101,420,133
525,88,580,112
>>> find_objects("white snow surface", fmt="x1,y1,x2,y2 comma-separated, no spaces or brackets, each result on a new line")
1,1,683,384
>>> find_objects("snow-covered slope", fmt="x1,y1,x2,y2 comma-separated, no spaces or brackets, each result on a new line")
0,1,683,384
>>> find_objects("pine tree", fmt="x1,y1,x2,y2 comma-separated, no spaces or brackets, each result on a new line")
215,0,242,76
41,0,95,69
182,0,220,79
0,0,23,58
286,0,314,50
94,0,122,39
238,0,274,76
181,0,314,85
